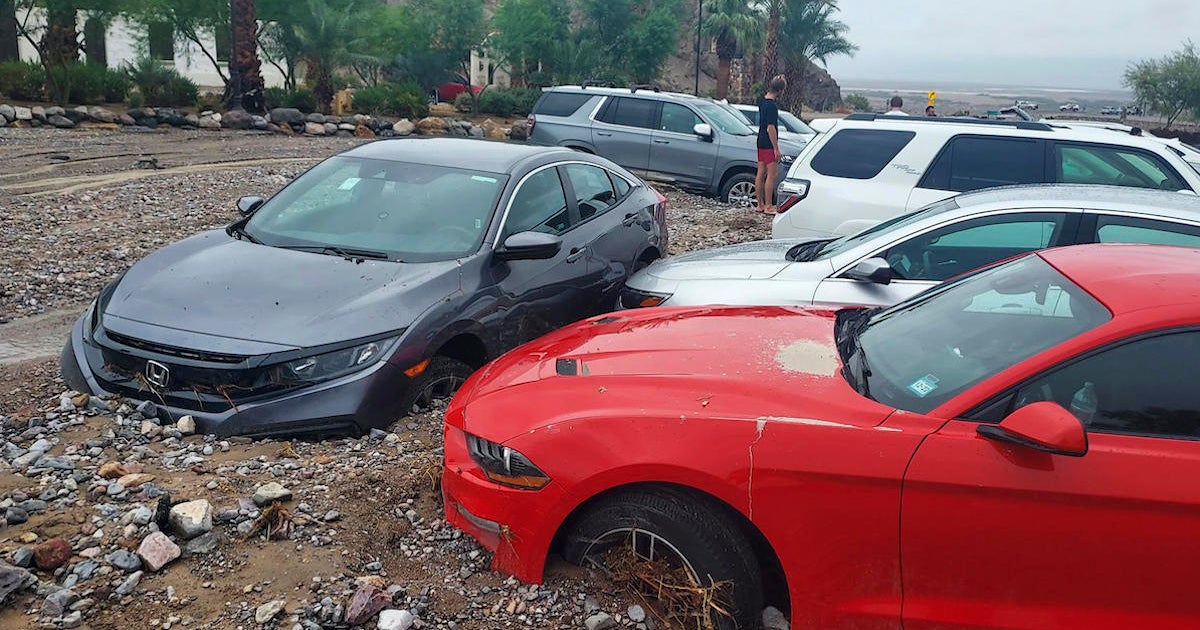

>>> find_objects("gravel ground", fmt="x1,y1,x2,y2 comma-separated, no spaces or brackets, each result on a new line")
0,128,774,629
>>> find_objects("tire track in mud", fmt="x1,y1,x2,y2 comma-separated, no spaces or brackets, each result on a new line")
0,156,311,197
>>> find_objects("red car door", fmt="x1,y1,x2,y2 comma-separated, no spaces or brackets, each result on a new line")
900,330,1200,629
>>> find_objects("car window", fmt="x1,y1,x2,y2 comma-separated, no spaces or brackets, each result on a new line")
1057,144,1186,191
693,100,756,135
816,197,961,260
534,92,593,117
503,168,572,238
779,111,814,135
853,255,1111,414
599,97,656,129
880,213,1067,281
658,103,703,134
920,136,1045,192
811,129,916,179
564,164,617,220
609,172,632,198
740,108,760,125
1093,215,1200,247
1007,331,1200,439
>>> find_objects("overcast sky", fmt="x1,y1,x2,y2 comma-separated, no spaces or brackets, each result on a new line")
822,0,1200,90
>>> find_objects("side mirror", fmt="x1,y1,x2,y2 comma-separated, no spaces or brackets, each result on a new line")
496,231,563,261
844,257,893,285
237,196,265,217
693,123,713,140
977,402,1088,457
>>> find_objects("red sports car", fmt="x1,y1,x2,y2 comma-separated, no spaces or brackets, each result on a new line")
443,244,1200,629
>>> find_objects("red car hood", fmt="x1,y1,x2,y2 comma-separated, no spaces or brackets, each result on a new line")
454,306,896,439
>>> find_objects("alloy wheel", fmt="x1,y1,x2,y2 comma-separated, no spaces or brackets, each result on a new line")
727,181,756,208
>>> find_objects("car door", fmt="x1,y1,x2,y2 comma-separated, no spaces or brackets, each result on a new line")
900,329,1200,629
811,211,1078,307
907,135,1048,211
1078,212,1200,247
491,166,591,349
1053,142,1190,191
648,102,718,189
558,162,639,313
591,96,656,173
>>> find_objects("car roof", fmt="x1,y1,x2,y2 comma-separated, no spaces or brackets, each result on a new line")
954,184,1200,220
341,137,576,173
1039,244,1200,315
546,85,709,103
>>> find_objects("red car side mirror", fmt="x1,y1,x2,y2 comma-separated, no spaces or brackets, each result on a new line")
977,401,1088,457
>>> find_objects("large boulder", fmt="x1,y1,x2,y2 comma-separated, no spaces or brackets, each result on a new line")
354,125,376,139
221,109,254,130
32,538,72,571
87,106,116,123
252,482,292,506
269,107,305,125
136,532,180,572
304,121,326,136
305,112,326,124
0,104,14,122
416,116,445,133
168,499,213,540
14,106,32,121
392,119,414,136
48,114,76,129
0,561,35,603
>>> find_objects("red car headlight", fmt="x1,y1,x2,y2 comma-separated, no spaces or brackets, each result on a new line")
466,434,550,490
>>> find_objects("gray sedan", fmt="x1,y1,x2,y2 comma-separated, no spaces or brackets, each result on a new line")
621,184,1200,309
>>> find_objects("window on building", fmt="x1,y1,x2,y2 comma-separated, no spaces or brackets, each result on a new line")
148,22,174,62
214,23,230,63
83,18,107,66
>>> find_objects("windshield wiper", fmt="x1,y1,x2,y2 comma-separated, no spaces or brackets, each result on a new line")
227,224,261,244
836,308,876,398
276,244,391,261
785,238,837,262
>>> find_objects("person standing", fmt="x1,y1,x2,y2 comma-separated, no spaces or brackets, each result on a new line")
756,74,787,214
885,95,908,116
925,105,936,116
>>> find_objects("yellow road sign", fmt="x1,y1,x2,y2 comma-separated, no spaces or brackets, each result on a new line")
927,90,937,105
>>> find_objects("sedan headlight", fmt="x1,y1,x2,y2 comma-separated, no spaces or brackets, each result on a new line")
619,287,673,309
466,433,550,490
273,337,398,385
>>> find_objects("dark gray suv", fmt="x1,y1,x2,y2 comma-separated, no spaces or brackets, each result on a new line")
527,85,807,206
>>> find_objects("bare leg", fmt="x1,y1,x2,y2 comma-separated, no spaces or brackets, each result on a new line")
755,162,768,211
763,161,779,214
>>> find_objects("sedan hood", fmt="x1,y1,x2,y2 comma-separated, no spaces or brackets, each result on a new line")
640,238,821,281
103,230,459,350
458,305,895,440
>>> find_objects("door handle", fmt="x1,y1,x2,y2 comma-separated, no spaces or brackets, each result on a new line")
652,139,669,144
596,131,613,137
622,212,638,227
565,247,586,263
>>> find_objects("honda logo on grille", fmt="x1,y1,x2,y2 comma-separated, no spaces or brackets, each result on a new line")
145,360,170,388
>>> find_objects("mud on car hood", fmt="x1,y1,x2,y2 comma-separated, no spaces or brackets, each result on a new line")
458,305,895,439
639,238,821,281
103,230,459,350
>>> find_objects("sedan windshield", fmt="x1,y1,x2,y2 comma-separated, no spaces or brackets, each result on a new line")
779,111,815,135
244,157,508,262
695,101,756,135
844,254,1111,413
813,197,961,260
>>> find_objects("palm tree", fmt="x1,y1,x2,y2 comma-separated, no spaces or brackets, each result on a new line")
280,0,373,113
1,0,19,61
755,0,783,83
702,0,763,100
228,0,265,111
779,0,855,112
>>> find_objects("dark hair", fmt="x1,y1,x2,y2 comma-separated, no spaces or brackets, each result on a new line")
768,75,787,94
925,105,935,114
890,95,903,108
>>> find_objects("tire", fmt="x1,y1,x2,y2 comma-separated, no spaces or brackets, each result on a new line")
60,336,89,394
397,356,474,415
721,173,757,207
561,486,764,629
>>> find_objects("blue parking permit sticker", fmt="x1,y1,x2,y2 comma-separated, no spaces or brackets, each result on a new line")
908,374,940,398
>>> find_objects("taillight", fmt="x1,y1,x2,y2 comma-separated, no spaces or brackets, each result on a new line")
653,188,668,252
775,178,810,214
777,195,802,214
526,114,536,136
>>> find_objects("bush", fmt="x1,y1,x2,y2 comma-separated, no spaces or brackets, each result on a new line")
453,91,473,113
123,57,196,107
0,61,45,101
99,68,131,103
45,62,131,104
265,86,317,112
477,87,540,118
195,92,224,113
128,90,144,109
844,93,870,112
352,81,428,118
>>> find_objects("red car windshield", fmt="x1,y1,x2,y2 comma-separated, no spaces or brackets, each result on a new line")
845,255,1112,414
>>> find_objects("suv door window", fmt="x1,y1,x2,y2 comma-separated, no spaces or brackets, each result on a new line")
658,103,703,134
1056,143,1187,191
920,136,1045,192
503,168,572,238
879,213,1067,281
1007,331,1200,439
1093,214,1200,247
598,97,656,129
533,92,594,117
811,129,916,179
564,164,618,220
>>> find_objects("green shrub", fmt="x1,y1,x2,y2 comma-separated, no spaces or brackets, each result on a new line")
477,88,540,118
844,93,870,112
123,57,196,107
287,87,317,112
0,60,45,101
352,81,428,118
453,91,473,113
45,62,124,104
128,90,145,109
195,92,224,113
264,86,289,110
164,75,198,107
99,68,131,103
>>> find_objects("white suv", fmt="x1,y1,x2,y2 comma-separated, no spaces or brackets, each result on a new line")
772,113,1200,238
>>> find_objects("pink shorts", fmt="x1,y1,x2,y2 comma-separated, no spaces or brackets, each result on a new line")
757,148,776,163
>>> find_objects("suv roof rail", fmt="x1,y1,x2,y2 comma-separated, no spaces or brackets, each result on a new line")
843,113,1054,132
580,80,617,89
629,83,661,94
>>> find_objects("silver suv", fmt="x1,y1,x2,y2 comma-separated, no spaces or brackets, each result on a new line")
527,85,807,206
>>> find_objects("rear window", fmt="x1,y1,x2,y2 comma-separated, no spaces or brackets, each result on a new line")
811,129,916,179
598,97,657,129
920,136,1045,192
533,92,594,117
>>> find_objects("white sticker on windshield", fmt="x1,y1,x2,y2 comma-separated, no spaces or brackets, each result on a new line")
471,175,498,184
475,218,482,229
338,177,361,190
907,374,940,398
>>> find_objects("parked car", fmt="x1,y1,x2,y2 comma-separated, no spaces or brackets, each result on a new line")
1100,106,1121,115
1015,99,1039,110
526,84,807,206
773,113,1200,239
621,184,1200,309
443,243,1200,629
730,102,816,144
61,138,667,438
1059,102,1082,112
437,80,484,103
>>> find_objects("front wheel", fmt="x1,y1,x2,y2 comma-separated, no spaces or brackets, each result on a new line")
398,356,473,415
561,486,764,629
721,173,757,207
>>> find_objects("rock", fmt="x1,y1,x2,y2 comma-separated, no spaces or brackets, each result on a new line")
585,612,618,630
99,462,129,478
509,119,529,141
323,510,340,522
354,124,376,138
136,532,180,571
41,588,77,616
377,609,415,630
628,605,646,622
468,125,484,138
48,114,75,129
61,610,82,629
0,561,34,602
392,119,415,136
32,538,72,571
335,122,354,131
136,400,157,417
255,599,286,623
198,116,221,129
221,109,254,130
182,531,219,556
14,106,31,121
250,114,267,129
176,415,196,435
45,105,65,116
117,113,136,125
762,606,790,630
0,103,13,121
304,121,325,136
481,118,507,139
128,506,153,526
185,113,200,127
345,583,391,625
417,116,445,132
140,420,161,438
5,507,28,525
115,571,142,596
31,105,45,119
168,499,213,539
11,547,33,568
323,122,338,135
305,112,326,124
253,482,292,506
270,107,305,125
105,549,141,573
87,106,116,123
118,473,155,488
